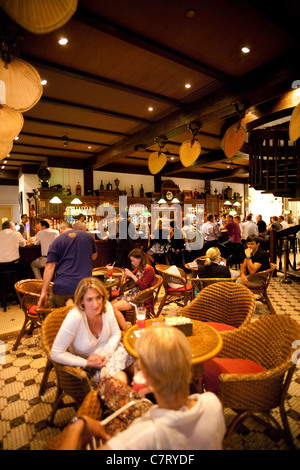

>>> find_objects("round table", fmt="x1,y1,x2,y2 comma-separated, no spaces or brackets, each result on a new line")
123,318,223,391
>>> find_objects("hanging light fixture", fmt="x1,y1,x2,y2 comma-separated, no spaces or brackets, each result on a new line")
158,197,167,204
224,200,232,206
142,209,151,216
233,200,241,206
171,197,180,203
50,196,62,204
71,197,82,204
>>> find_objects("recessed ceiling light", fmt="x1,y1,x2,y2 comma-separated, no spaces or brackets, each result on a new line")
1,166,4,169
58,37,68,45
185,83,191,89
242,46,250,53
14,136,19,140
7,154,10,157
148,106,153,111
4,160,7,164
185,9,196,18
88,146,91,149
41,79,47,85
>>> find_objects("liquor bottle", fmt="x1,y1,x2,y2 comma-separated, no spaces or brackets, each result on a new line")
140,184,144,197
130,185,134,197
100,180,104,190
76,182,81,195
107,182,112,190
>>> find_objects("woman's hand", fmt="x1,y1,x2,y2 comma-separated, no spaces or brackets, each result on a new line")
124,268,133,278
86,354,107,369
241,273,249,285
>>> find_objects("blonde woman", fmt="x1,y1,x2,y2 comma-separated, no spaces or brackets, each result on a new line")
197,247,231,278
59,325,225,450
51,277,134,385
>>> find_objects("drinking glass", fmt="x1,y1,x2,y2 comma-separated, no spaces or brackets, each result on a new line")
137,307,146,330
107,265,113,279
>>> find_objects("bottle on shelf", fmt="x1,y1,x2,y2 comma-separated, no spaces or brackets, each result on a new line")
107,182,112,190
100,180,104,190
140,184,144,197
130,185,134,197
76,182,81,195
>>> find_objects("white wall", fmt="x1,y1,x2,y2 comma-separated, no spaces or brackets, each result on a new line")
50,168,84,195
0,185,20,222
93,171,155,195
248,188,283,224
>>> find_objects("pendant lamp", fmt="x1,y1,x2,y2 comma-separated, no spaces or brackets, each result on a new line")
71,197,82,204
0,0,78,34
0,58,43,112
50,196,62,204
0,105,24,142
0,140,13,160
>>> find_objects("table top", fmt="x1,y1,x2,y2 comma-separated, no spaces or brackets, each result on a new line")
123,317,223,365
185,261,198,272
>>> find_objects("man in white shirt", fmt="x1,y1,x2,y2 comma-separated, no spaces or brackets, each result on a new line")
278,216,289,230
30,219,59,279
243,214,258,238
202,214,226,256
0,220,27,278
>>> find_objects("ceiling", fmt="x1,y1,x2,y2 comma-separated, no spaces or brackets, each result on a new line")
0,0,299,189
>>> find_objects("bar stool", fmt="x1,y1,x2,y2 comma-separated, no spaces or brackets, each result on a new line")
0,269,19,312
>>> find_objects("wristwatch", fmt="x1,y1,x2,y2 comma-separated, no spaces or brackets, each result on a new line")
246,256,251,260
70,416,86,429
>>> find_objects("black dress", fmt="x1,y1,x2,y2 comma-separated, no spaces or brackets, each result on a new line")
197,262,231,278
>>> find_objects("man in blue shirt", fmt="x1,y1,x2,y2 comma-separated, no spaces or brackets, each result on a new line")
38,222,98,308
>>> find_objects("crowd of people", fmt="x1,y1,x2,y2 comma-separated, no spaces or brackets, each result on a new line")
0,209,294,450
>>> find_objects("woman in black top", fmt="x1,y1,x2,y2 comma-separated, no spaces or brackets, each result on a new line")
197,247,231,278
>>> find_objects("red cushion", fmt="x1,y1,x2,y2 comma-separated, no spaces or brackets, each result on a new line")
167,284,192,292
110,289,119,298
28,305,38,315
206,322,237,332
203,358,266,394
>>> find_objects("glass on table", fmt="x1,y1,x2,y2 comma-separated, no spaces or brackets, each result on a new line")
137,307,146,330
107,265,113,278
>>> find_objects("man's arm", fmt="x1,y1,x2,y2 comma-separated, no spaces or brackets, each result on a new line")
38,262,56,306
92,251,98,261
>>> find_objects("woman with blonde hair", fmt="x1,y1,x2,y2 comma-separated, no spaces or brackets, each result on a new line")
197,247,231,278
51,277,134,385
58,325,225,450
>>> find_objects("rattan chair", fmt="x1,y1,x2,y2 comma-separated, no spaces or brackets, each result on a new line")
45,389,103,450
40,305,92,425
92,266,126,299
178,281,255,329
191,277,235,296
246,263,277,315
155,264,193,316
14,279,53,351
213,315,300,449
120,274,163,324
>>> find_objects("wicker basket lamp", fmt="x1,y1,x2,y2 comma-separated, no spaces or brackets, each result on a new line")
0,140,13,160
0,104,24,142
0,0,78,34
0,58,43,112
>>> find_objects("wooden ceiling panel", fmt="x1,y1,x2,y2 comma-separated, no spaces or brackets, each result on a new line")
81,0,293,76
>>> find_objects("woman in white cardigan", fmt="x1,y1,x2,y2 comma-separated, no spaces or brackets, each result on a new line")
51,277,134,385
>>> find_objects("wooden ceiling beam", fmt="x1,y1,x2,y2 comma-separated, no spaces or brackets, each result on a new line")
74,7,232,84
19,131,112,148
21,53,186,109
41,96,154,124
86,49,298,171
24,116,130,138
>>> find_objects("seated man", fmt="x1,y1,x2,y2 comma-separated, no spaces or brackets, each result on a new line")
30,219,59,279
240,235,270,287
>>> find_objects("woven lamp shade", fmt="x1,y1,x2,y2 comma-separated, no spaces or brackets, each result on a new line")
0,58,43,112
0,140,13,160
0,105,24,142
0,0,78,34
224,123,246,158
289,102,300,142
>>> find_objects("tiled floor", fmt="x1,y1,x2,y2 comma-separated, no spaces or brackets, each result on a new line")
0,271,300,450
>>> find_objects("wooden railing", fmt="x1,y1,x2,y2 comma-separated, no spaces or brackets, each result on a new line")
270,225,300,276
